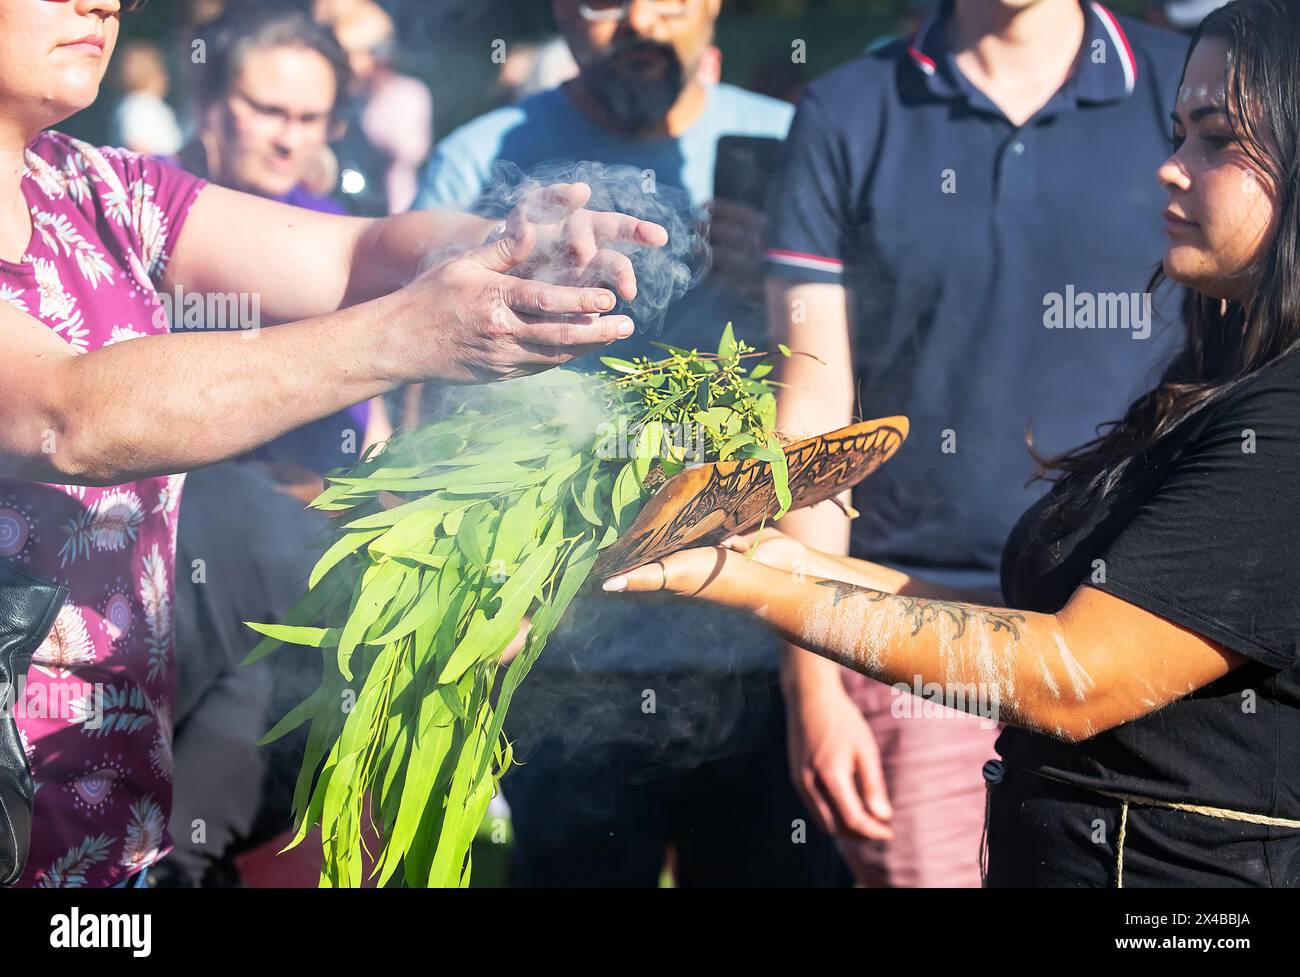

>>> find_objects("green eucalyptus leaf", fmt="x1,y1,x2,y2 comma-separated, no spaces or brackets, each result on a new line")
610,462,645,530
718,321,737,359
599,356,638,374
437,537,563,684
309,528,384,590
245,623,341,648
252,329,800,888
718,433,756,459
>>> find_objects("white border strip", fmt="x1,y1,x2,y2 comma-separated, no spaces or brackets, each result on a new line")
1091,2,1136,95
765,250,845,274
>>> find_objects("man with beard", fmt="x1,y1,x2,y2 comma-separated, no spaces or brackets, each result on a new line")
411,1,842,888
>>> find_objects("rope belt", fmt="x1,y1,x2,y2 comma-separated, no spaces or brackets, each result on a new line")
979,760,1300,888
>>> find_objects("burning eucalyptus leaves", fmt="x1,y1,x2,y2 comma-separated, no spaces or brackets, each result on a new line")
247,326,792,887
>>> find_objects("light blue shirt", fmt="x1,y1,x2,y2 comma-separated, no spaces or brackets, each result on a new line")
416,82,794,363
416,82,793,211
415,82,794,673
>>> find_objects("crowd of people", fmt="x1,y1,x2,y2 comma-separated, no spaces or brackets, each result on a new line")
4,0,1298,891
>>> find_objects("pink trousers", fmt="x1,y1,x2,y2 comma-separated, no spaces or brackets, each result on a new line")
837,669,1001,888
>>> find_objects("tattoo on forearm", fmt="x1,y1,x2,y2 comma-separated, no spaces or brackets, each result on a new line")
813,579,1026,640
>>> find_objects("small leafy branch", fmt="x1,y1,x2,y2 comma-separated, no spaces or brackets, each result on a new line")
247,325,793,887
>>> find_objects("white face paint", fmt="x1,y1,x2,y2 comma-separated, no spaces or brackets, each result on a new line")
1179,84,1225,105
798,588,1025,715
793,585,1128,737
1039,658,1061,699
1052,634,1096,702
858,606,901,674
797,591,902,676
969,619,1016,703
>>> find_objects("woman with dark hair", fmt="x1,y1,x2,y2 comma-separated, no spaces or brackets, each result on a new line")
604,0,1300,886
177,3,384,475
0,0,664,889
162,5,381,888
181,5,352,208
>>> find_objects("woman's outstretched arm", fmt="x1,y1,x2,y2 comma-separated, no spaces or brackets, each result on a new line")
166,182,663,325
719,524,1004,604
603,549,1246,742
0,183,666,485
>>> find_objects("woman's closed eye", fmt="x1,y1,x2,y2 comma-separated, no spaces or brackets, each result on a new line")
1170,127,1236,153
1199,130,1236,151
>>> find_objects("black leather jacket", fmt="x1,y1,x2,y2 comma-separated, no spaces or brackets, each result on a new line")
0,558,66,887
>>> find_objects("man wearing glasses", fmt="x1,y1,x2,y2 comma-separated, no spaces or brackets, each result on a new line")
412,0,844,888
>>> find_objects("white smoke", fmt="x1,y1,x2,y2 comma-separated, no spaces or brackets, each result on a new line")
473,159,709,337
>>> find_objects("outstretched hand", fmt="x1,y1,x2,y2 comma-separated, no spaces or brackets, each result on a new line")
502,181,669,300
600,527,816,596
601,544,740,598
402,181,669,385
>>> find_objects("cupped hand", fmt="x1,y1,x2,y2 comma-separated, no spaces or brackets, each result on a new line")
601,528,816,599
402,182,668,385
401,224,631,384
504,182,669,300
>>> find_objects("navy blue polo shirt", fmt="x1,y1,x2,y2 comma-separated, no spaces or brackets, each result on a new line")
763,1,1189,593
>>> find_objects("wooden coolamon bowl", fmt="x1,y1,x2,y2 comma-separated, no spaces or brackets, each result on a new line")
593,416,909,577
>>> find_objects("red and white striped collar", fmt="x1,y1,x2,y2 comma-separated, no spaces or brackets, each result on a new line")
1088,1,1138,97
907,14,939,78
905,1,1138,102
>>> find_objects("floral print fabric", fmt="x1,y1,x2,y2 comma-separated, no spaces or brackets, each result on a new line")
0,131,205,887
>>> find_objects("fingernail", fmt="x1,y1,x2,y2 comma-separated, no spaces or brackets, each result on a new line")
597,292,616,311
616,319,634,338
602,576,627,592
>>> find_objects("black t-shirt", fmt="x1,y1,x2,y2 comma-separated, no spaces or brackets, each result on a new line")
998,348,1300,827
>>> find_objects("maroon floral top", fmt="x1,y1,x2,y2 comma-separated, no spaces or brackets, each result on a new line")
0,131,205,887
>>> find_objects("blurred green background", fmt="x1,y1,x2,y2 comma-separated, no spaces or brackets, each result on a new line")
68,0,1158,146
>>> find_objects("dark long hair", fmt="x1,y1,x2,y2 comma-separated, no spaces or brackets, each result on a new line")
1031,0,1300,530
